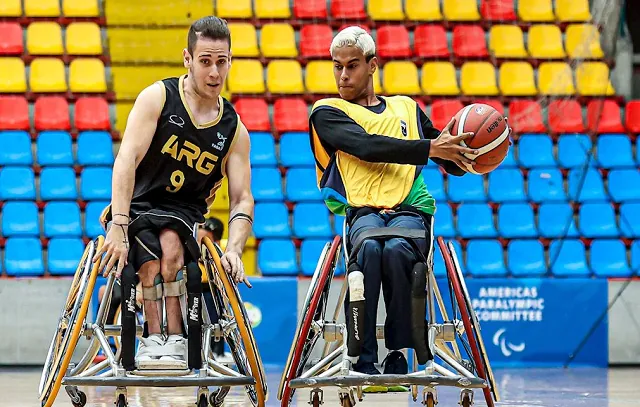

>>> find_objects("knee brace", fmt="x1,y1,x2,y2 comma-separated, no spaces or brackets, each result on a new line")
120,264,139,371
162,269,187,330
347,262,365,360
411,262,432,365
186,261,203,369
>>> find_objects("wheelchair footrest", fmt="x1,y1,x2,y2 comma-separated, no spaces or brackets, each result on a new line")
62,375,255,388
289,374,487,390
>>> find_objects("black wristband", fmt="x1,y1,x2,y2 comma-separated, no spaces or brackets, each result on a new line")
229,212,253,226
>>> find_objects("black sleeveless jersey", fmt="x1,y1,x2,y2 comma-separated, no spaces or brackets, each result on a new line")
131,75,239,223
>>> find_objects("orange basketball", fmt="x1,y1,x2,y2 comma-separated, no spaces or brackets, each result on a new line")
451,103,511,174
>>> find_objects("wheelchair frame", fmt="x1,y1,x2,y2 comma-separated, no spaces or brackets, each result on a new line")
278,225,500,407
38,236,268,407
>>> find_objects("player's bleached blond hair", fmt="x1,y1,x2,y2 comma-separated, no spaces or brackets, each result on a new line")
330,26,376,59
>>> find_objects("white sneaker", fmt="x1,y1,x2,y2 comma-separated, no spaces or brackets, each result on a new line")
159,334,188,369
135,334,166,369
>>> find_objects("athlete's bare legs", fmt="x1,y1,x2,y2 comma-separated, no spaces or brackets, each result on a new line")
159,229,185,336
138,260,162,334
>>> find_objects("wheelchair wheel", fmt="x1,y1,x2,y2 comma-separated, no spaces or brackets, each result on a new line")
278,235,342,407
437,236,500,407
39,236,104,407
201,237,268,407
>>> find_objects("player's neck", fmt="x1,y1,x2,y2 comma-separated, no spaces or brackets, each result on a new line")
352,93,380,107
183,77,220,114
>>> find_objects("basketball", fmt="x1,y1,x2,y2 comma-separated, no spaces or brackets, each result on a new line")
451,103,511,174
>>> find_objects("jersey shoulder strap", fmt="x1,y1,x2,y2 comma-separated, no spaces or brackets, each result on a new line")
312,98,351,114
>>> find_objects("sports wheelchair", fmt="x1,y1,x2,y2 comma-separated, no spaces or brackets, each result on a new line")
278,225,500,407
38,235,268,407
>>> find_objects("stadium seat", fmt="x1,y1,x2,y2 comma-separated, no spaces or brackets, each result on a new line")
421,62,459,96
565,24,603,59
69,58,107,93
576,62,615,96
633,242,640,274
300,239,330,276
299,25,332,58
75,97,110,130
430,100,464,130
305,61,336,94
274,98,309,132
30,58,67,93
587,100,624,134
4,237,44,276
625,101,640,133
590,240,631,277
63,0,99,17
77,131,114,166
0,58,27,92
85,201,108,238
235,99,271,131
0,97,28,131
596,134,634,168
548,100,585,133
81,167,112,200
406,0,442,20
267,60,304,94
549,240,589,277
557,134,592,168
251,167,284,201
0,23,23,55
216,0,253,18
527,25,566,59
368,0,404,20
0,0,21,17
66,23,102,55
44,202,82,237
456,203,496,238
447,172,485,202
26,22,63,55
460,62,499,95
40,167,77,200
488,168,525,202
35,97,70,131
433,240,462,278
527,168,566,202
255,0,290,18
442,0,480,21
556,0,592,22
608,169,640,202
106,0,212,25
507,240,546,277
249,132,277,166
0,167,36,200
466,240,506,277
293,203,332,238
538,62,575,96
480,0,516,21
620,203,640,238
433,203,455,238
258,239,298,275
261,24,297,58
567,167,607,202
414,25,449,58
24,0,60,16
499,62,537,96
227,59,265,94
489,25,527,58
498,203,537,238
507,100,546,133
376,26,411,58
0,131,31,165
333,214,346,235
294,0,327,18
108,28,185,64
538,202,578,238
110,66,185,101
2,201,39,237
421,168,445,201
579,203,618,238
331,0,366,19
36,131,73,166
501,144,517,167
279,132,315,167
518,0,554,22
48,237,85,275
518,134,555,168
226,24,258,57
286,168,322,201
382,61,421,95
452,25,488,58
254,203,291,238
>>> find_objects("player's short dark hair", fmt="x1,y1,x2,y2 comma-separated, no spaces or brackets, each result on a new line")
202,216,224,241
187,16,231,55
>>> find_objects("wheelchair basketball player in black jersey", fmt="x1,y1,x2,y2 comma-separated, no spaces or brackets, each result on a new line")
93,16,255,371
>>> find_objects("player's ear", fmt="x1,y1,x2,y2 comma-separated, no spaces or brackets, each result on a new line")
183,48,191,69
369,56,378,75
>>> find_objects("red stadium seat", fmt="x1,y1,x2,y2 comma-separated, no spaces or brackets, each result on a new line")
474,99,504,114
548,100,585,133
300,25,333,58
274,98,309,132
625,101,640,133
294,0,327,18
480,0,516,21
0,96,30,131
75,97,110,130
376,25,411,58
235,98,271,131
508,100,546,133
331,0,367,19
586,100,625,133
414,25,449,58
35,96,70,131
0,22,23,55
338,24,371,33
430,100,464,130
453,25,488,58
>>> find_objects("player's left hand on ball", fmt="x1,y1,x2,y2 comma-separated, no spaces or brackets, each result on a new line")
221,251,252,288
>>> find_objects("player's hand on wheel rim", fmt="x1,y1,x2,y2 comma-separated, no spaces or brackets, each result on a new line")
93,224,129,278
221,251,252,288
430,117,480,168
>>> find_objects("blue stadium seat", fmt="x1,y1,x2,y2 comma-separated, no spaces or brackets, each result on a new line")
456,203,496,238
251,167,284,201
507,240,546,277
434,203,455,238
253,202,291,238
466,240,507,277
286,167,322,201
250,132,277,166
498,203,537,238
447,173,485,202
333,214,346,235
4,237,44,276
1,201,39,236
549,240,589,277
0,167,36,200
620,203,640,238
608,169,640,202
44,202,82,237
517,134,555,168
279,132,315,167
81,167,112,200
293,203,332,238
501,145,517,167
568,168,606,202
433,240,463,278
300,239,330,276
578,202,618,238
538,202,579,238
527,168,566,202
488,168,525,202
590,239,631,277
421,168,445,201
85,201,108,238
0,131,32,165
632,241,640,272
40,167,78,200
77,131,114,165
596,134,634,168
36,131,73,166
48,237,85,275
557,134,593,168
258,239,298,275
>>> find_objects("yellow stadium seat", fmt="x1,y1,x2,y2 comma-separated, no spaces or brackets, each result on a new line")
254,0,290,18
537,62,575,95
267,60,304,94
305,61,337,94
489,25,527,58
210,177,230,211
575,62,615,96
499,62,537,96
527,25,565,59
442,0,480,21
460,62,498,95
229,24,259,57
227,59,265,94
368,0,404,20
556,0,591,22
421,62,459,95
24,0,60,17
106,0,213,26
66,23,102,55
30,58,67,93
216,0,253,18
0,58,27,93
111,66,185,100
383,61,421,95
565,24,604,59
26,22,64,56
115,102,134,136
108,29,185,64
260,24,297,58
373,70,382,94
0,0,21,17
70,58,107,93
63,0,99,17
518,0,554,22
405,0,442,21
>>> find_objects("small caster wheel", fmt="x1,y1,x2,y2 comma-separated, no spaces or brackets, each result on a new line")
71,390,87,407
197,394,208,407
116,394,128,407
340,395,353,407
209,386,229,407
425,393,436,407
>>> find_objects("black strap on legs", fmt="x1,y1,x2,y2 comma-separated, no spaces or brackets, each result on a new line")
120,264,139,371
186,262,203,370
349,227,429,266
